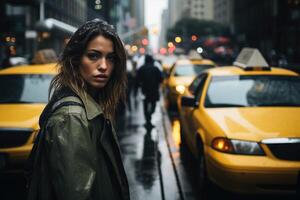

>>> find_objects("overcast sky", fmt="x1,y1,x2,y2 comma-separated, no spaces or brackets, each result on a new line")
145,0,167,53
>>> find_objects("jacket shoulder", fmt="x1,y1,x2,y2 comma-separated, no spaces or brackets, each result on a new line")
49,96,86,120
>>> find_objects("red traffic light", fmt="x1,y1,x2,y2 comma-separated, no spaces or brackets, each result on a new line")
191,35,197,41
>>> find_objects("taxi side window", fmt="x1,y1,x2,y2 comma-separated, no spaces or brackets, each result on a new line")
168,63,176,77
194,74,208,102
189,73,207,96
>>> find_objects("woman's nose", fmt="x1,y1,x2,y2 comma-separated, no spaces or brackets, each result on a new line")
97,57,108,70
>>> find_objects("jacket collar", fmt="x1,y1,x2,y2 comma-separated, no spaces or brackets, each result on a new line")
76,90,104,120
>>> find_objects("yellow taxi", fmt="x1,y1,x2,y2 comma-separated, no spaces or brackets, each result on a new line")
164,57,215,108
178,48,300,194
0,63,58,171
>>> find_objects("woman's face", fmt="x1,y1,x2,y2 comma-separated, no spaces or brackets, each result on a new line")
80,35,115,89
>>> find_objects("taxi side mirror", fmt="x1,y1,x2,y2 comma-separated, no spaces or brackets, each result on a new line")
181,96,197,107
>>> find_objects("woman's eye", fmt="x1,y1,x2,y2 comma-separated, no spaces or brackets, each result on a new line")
107,55,116,62
86,53,99,60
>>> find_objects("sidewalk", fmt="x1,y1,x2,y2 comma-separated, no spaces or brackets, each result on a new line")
117,93,183,200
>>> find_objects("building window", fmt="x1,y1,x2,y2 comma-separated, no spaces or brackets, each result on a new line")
5,5,25,16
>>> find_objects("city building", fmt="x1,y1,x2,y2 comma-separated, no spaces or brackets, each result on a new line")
233,0,300,65
214,0,234,32
129,0,144,30
0,0,87,64
182,0,214,20
159,9,169,48
167,0,184,28
119,0,146,53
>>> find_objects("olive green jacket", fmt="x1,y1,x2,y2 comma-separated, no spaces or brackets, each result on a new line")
27,89,130,200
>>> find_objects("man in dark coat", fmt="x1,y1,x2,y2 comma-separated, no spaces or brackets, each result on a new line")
137,54,163,126
1,47,12,69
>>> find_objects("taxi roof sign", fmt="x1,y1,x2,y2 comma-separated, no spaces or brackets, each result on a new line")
188,50,203,60
233,48,269,69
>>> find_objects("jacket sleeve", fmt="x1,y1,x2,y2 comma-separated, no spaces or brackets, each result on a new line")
45,112,97,200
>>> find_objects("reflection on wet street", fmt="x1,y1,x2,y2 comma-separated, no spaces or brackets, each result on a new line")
117,95,163,200
134,126,159,191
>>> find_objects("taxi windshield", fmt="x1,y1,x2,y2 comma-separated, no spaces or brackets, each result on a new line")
205,75,300,107
174,64,214,76
0,74,54,104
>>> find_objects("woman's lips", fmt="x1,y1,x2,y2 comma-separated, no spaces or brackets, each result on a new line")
93,74,108,82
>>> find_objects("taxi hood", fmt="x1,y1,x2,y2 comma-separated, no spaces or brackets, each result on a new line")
0,104,45,129
205,107,300,142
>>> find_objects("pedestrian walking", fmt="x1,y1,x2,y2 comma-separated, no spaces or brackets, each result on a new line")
1,47,12,68
26,19,130,200
137,55,163,126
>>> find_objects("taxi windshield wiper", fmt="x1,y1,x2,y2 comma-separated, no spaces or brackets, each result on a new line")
206,103,247,108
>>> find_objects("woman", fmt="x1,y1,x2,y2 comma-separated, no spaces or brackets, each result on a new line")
27,19,129,200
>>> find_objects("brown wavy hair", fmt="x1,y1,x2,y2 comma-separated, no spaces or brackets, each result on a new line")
50,19,127,119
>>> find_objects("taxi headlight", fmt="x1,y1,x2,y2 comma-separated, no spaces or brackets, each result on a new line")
212,137,264,155
175,85,185,94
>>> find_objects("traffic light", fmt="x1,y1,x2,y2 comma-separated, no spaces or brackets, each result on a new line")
191,35,197,41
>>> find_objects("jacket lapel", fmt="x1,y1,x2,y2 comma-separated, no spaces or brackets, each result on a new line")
75,91,129,196
100,119,129,191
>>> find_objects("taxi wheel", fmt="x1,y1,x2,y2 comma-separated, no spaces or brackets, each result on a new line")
179,126,191,161
179,126,187,148
196,139,208,191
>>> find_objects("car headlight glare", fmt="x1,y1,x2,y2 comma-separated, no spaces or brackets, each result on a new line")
212,137,264,155
231,139,264,155
212,138,234,153
175,85,185,94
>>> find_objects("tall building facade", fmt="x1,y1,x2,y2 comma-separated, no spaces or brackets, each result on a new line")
117,0,145,45
159,9,169,48
0,0,87,62
182,0,214,20
167,0,184,28
214,0,233,32
129,0,144,29
233,0,300,65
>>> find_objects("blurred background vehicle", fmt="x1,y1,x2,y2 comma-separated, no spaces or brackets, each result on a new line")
0,63,58,171
164,55,215,109
9,57,29,66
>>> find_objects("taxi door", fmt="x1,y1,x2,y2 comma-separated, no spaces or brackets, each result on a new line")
181,73,208,155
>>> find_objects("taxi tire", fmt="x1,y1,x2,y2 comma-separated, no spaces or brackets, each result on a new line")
196,139,208,192
179,126,192,161
179,126,187,149
196,139,231,198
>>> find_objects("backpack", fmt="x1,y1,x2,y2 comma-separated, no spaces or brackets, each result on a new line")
24,95,83,191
